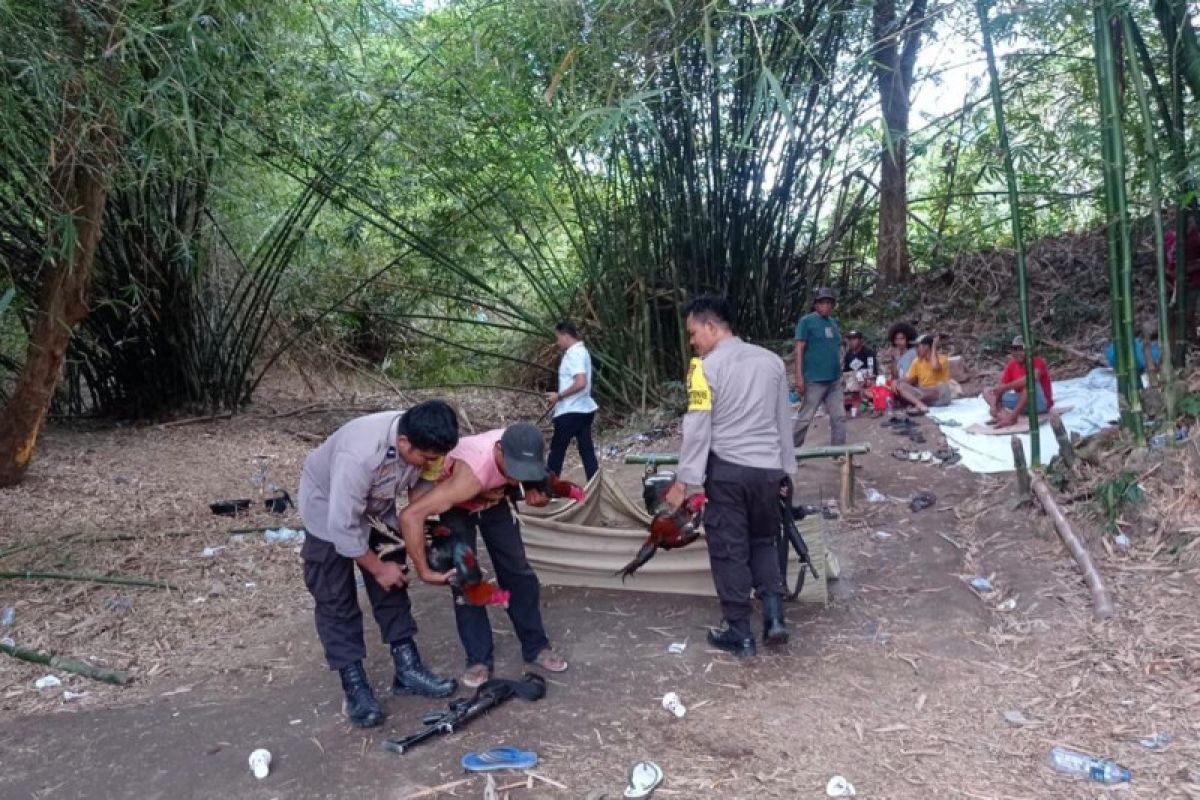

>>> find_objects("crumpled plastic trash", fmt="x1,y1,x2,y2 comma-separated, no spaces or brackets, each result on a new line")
661,691,687,718
968,576,994,592
826,775,856,797
35,675,62,692
200,545,225,558
264,527,304,544
864,488,886,503
249,748,272,779
1139,732,1171,749
667,642,687,655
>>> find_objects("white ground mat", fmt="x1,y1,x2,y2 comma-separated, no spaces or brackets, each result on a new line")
927,368,1121,473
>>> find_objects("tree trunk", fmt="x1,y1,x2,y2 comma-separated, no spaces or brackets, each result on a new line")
0,5,118,487
873,0,930,286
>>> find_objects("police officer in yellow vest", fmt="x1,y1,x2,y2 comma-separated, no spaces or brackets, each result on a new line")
663,296,796,657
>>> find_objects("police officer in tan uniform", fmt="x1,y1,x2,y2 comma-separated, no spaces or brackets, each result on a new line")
664,296,795,657
298,400,460,728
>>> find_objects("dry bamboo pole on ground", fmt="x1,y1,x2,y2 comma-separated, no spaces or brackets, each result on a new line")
1030,474,1115,621
0,640,132,685
0,571,177,590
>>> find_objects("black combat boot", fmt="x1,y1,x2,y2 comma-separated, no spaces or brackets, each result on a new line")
391,639,457,698
761,594,789,646
338,661,384,728
706,620,756,658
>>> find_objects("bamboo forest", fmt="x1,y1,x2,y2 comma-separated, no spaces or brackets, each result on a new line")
2,1,1200,797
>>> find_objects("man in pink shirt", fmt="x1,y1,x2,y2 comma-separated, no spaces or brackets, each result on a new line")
400,423,568,689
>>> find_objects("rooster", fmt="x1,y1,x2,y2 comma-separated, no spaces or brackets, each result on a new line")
426,525,510,607
545,474,586,502
615,492,706,580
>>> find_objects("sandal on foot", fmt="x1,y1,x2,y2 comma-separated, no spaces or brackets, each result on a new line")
892,449,915,461
461,663,491,690
462,746,539,772
623,760,664,799
530,648,568,673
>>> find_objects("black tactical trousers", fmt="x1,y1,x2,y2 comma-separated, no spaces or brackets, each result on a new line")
441,503,550,668
702,458,787,637
302,532,417,670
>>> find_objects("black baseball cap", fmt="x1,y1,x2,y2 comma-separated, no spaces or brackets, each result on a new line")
500,423,547,482
847,330,863,339
916,334,935,346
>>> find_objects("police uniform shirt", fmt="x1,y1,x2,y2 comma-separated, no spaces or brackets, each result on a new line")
677,337,795,486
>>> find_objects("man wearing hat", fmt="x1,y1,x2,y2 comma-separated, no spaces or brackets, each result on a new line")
841,330,877,416
792,287,847,447
982,337,1053,426
397,423,568,689
895,333,953,414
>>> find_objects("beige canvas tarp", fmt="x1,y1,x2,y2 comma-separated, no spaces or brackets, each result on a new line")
518,470,827,604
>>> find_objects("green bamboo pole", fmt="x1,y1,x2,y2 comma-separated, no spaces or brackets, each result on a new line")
0,640,132,686
976,0,1041,466
0,571,177,591
1167,15,1192,358
1121,11,1176,430
1094,1,1146,443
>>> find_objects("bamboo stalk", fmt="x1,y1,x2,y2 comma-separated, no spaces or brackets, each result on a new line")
1094,1,1146,444
976,0,1040,465
1122,11,1176,429
0,640,132,686
0,571,177,590
1030,475,1115,621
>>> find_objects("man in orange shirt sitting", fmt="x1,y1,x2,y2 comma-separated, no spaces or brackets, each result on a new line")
894,334,952,415
982,337,1053,427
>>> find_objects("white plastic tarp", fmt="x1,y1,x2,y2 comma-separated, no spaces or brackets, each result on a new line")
927,368,1121,473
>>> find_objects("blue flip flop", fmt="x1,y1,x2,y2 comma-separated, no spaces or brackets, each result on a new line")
461,746,539,772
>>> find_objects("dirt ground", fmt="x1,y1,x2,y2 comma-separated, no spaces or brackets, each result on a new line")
2,385,1199,800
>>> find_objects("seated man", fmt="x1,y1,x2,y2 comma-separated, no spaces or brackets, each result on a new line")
841,330,877,414
983,337,1053,426
895,334,952,414
398,423,568,690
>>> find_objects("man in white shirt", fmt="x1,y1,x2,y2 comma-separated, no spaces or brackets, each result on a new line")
545,322,599,480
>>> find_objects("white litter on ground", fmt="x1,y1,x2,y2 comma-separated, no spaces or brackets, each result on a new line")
928,368,1121,474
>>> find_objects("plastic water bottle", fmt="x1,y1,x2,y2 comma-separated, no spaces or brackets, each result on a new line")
1047,746,1131,784
885,395,894,415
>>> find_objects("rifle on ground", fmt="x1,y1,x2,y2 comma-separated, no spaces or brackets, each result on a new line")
778,477,819,601
382,673,547,755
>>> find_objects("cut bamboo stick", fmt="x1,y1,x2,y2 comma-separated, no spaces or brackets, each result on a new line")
1048,414,1076,468
1030,474,1115,621
0,571,177,591
0,640,132,685
1010,436,1030,498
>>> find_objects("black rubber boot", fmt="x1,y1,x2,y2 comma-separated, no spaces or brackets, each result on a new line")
706,621,756,658
338,661,384,728
391,639,457,698
761,594,789,646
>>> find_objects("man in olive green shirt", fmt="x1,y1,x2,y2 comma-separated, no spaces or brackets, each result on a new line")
792,287,847,447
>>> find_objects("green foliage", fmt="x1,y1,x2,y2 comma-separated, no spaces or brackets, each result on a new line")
1094,469,1144,532
1179,392,1200,418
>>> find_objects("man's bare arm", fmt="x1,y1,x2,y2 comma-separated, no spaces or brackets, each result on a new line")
398,468,483,583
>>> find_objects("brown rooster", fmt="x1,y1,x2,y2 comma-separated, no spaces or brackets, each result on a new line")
615,493,706,580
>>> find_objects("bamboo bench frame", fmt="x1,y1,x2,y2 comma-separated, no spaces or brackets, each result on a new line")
624,443,871,510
